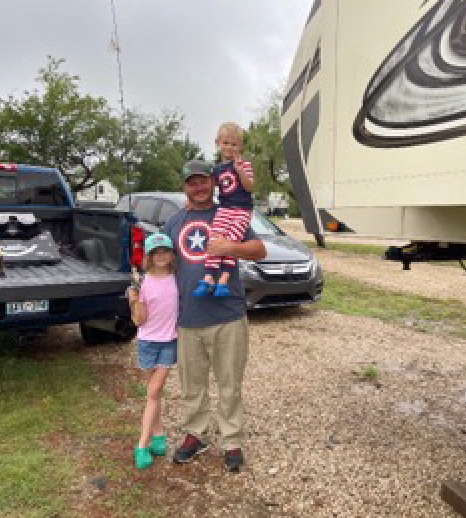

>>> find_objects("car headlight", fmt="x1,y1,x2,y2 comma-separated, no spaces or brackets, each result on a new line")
239,260,259,277
306,258,318,277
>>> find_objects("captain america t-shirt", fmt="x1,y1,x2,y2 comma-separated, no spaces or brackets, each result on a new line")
212,161,253,210
163,206,258,329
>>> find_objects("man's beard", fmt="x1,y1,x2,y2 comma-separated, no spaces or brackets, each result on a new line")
187,189,213,205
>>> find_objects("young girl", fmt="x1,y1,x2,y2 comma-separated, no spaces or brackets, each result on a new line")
192,122,254,297
127,232,178,469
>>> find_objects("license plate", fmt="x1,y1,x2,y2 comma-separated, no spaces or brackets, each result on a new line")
6,300,49,315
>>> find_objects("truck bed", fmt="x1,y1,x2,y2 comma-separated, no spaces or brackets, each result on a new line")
1,255,130,302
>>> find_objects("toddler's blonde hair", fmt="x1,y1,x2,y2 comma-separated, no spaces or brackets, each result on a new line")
217,122,243,140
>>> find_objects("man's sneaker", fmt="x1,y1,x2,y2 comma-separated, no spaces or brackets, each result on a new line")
172,434,208,464
224,448,244,472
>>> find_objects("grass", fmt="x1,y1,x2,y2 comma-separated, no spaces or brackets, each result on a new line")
304,240,387,257
318,273,466,338
359,364,378,380
128,381,147,399
0,334,144,517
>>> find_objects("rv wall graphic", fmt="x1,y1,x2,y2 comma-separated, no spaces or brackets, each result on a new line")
353,0,466,147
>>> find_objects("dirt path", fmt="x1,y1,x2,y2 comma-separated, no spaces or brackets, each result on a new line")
278,218,466,305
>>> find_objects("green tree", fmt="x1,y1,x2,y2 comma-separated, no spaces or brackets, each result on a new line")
0,56,121,192
133,110,204,193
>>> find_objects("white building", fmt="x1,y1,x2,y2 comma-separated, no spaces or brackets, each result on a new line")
76,179,119,205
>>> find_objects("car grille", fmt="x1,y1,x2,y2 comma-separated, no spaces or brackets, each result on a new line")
254,261,311,282
254,293,314,307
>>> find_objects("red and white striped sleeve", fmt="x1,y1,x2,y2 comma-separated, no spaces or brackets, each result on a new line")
240,160,253,183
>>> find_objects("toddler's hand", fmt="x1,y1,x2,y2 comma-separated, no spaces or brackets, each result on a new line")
234,157,244,175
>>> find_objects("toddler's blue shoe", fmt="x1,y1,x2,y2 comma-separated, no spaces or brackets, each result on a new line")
192,280,214,296
213,284,230,297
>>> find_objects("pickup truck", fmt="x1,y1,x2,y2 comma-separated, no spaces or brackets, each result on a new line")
0,163,142,344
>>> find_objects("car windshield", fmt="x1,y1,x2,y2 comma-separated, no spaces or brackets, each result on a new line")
250,211,283,236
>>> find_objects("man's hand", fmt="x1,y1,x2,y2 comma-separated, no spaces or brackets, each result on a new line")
207,233,232,257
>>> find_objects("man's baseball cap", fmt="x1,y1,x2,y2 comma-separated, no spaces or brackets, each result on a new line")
182,159,212,181
144,233,173,254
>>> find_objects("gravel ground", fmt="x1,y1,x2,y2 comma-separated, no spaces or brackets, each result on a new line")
76,305,466,517
277,219,466,305
49,219,466,517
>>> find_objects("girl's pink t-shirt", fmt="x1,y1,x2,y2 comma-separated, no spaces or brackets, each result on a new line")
137,273,178,342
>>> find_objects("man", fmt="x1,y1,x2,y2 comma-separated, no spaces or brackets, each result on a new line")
164,159,266,472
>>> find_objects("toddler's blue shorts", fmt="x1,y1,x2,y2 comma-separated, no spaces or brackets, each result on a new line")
137,339,177,369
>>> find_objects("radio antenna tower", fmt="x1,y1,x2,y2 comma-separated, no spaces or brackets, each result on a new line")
110,0,125,116
109,0,135,205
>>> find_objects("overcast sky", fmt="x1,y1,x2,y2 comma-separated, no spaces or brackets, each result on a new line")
1,1,311,158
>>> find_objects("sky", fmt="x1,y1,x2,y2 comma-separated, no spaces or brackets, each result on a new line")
1,1,312,158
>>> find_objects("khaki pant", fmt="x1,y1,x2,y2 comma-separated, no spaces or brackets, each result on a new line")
177,317,249,451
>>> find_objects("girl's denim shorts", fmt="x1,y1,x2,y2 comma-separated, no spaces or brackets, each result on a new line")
137,338,177,369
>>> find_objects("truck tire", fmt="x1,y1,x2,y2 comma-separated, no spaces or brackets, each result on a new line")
79,321,137,346
79,322,114,346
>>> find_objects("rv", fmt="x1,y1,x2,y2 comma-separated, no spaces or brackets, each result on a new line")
281,0,466,267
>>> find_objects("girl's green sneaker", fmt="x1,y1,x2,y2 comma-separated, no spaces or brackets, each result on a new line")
133,446,153,469
149,435,166,456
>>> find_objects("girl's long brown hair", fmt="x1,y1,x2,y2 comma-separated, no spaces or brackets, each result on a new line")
143,249,175,274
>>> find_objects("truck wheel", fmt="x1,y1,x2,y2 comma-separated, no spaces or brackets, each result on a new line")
79,322,115,346
114,318,137,343
79,321,136,346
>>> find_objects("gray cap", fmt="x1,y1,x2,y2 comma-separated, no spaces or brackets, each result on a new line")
182,159,212,181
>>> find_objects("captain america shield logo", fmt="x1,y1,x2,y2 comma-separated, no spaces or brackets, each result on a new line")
177,220,211,263
218,170,237,194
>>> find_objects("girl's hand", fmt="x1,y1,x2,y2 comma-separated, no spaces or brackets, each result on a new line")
126,287,139,304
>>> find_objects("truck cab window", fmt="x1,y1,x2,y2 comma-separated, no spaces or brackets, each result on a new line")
0,177,16,204
16,171,67,206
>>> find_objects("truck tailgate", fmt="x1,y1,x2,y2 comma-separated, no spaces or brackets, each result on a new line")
1,255,130,302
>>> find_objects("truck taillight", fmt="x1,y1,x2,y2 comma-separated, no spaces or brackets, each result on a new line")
130,226,144,268
0,163,17,172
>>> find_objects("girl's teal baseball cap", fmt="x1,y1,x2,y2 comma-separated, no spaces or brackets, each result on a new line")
144,233,173,253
